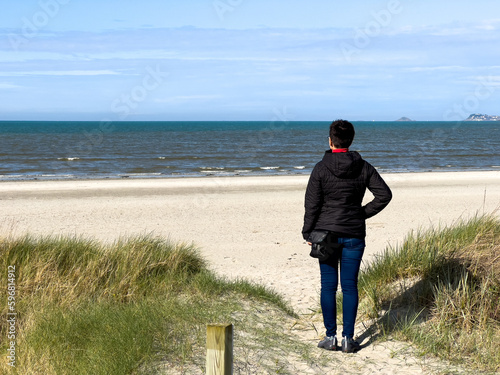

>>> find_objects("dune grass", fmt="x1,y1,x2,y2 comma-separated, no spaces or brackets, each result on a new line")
3,215,499,373
0,235,298,374
357,214,500,373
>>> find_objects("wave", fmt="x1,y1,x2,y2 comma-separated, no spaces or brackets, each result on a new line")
260,166,280,170
57,157,80,161
119,173,163,178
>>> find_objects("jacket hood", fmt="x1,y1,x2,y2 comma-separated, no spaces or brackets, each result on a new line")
321,150,365,178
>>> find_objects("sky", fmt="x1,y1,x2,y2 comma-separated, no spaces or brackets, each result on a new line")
1,0,500,121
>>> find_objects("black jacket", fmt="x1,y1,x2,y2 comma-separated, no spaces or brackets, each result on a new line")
302,150,392,240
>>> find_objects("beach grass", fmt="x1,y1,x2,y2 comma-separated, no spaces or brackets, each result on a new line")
3,215,499,374
0,235,301,374
358,214,500,373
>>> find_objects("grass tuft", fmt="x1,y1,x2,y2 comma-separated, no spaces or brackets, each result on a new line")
358,214,500,373
0,234,297,374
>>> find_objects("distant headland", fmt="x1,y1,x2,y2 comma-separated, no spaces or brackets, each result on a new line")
465,113,500,121
395,117,415,122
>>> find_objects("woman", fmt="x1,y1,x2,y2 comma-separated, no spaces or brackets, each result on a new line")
302,119,392,353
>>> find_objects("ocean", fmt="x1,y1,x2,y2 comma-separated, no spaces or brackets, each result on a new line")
0,121,498,181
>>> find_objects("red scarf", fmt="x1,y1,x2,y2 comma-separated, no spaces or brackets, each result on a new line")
331,148,349,153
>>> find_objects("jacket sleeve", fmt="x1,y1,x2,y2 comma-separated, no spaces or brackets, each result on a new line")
363,164,392,219
302,164,323,240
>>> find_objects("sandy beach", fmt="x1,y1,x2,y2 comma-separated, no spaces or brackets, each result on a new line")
2,171,499,373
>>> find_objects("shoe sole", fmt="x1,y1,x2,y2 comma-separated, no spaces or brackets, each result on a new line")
341,341,360,353
341,345,360,353
341,348,358,353
318,344,337,351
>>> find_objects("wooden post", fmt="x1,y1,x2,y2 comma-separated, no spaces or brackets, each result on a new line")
206,323,233,375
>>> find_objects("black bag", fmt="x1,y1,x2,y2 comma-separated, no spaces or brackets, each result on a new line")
308,230,343,261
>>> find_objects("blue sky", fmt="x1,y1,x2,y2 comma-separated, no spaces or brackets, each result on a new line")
1,0,500,121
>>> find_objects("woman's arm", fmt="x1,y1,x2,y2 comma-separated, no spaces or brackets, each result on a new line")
302,164,324,240
363,164,392,219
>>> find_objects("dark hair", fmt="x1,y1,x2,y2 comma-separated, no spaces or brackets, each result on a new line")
329,119,355,148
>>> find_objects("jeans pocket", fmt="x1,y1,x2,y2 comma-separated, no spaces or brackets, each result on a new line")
343,238,365,252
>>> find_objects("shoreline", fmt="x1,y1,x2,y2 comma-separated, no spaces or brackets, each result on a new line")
1,169,499,187
0,167,499,184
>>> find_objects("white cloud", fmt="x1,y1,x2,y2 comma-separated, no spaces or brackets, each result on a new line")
384,20,500,37
0,70,122,76
449,75,500,87
429,27,470,36
405,66,469,72
475,19,500,31
338,74,394,80
154,95,223,103
1,21,499,120
469,75,500,86
0,51,76,62
0,83,23,89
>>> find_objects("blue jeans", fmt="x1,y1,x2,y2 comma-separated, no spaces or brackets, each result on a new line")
319,237,365,338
